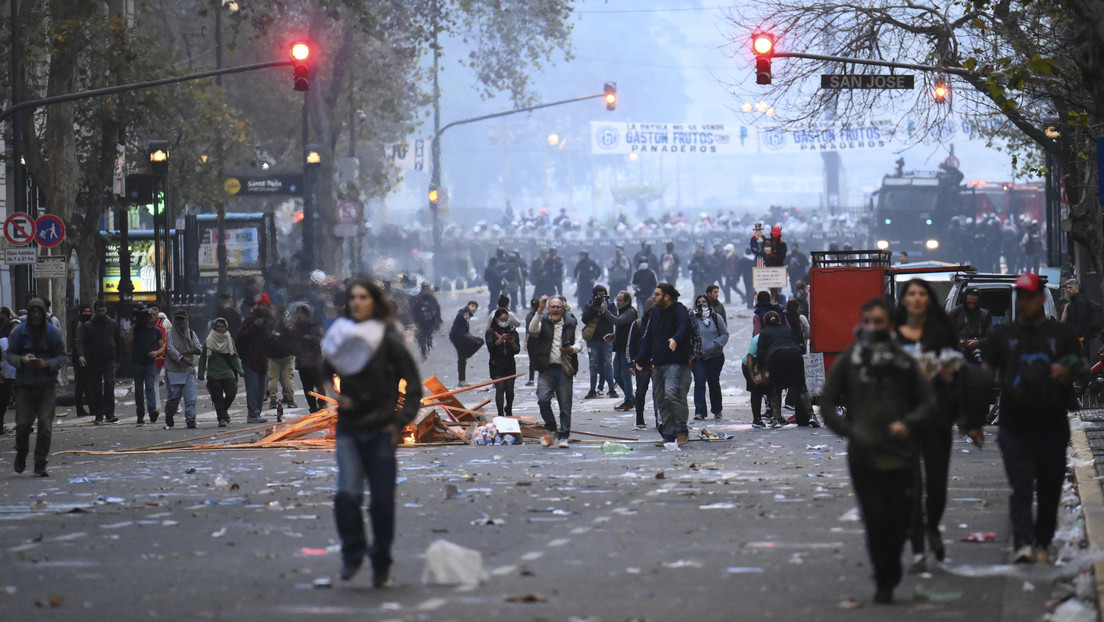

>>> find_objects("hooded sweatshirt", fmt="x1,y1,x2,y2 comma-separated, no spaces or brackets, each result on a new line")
5,298,66,386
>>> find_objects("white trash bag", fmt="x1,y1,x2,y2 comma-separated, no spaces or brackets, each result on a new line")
422,539,488,587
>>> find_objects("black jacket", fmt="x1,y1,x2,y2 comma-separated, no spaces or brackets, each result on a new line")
581,297,614,342
321,323,423,430
604,305,638,353
485,325,520,378
77,316,121,362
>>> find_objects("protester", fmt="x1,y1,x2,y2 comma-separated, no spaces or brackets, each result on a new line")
198,318,244,427
1061,278,1097,358
752,290,785,336
628,304,655,430
125,307,163,426
688,245,712,298
820,298,935,604
949,287,992,363
603,290,638,413
523,297,540,386
216,293,243,337
236,295,272,424
485,307,521,417
785,298,809,353
148,302,171,412
76,300,121,424
528,295,581,448
572,251,602,311
631,260,658,312
410,283,443,360
690,294,728,421
705,284,727,320
7,298,66,476
292,304,324,412
983,272,1087,564
265,305,298,410
449,301,482,388
69,304,93,418
635,283,696,445
607,246,632,295
581,285,616,399
0,333,13,434
758,311,815,427
321,278,423,587
894,278,976,571
742,334,771,428
163,309,203,429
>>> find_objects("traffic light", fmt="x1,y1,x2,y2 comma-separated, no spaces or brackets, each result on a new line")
604,81,617,111
752,33,774,85
291,42,311,92
933,79,949,104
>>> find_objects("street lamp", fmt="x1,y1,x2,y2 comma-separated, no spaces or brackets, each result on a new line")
147,140,170,306
302,145,322,274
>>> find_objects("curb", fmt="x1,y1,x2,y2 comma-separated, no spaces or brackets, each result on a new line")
1068,414,1104,621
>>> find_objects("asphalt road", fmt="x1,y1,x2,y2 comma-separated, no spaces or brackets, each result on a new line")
0,286,1092,621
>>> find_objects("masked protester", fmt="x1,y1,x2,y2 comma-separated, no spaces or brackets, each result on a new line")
125,308,164,425
198,318,244,427
6,298,67,476
76,300,122,424
69,304,93,418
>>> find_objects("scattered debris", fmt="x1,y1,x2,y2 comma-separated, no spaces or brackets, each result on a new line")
422,539,488,587
505,593,548,603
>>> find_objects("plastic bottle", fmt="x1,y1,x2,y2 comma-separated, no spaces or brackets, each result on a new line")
601,442,633,455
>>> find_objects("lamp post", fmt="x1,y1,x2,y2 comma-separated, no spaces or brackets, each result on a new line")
148,140,169,307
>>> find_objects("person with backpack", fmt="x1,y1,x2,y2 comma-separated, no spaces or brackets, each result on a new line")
983,272,1087,564
1060,279,1100,359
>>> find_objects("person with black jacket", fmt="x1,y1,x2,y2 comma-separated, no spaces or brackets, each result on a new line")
265,305,298,409
126,308,164,426
485,307,521,417
757,311,814,427
572,251,602,311
449,301,482,388
292,304,324,412
410,284,443,360
603,290,638,412
528,295,581,448
820,298,935,605
7,298,67,476
321,278,422,587
984,272,1088,565
76,300,122,424
581,285,616,400
634,282,697,446
628,304,654,429
1061,279,1097,358
948,287,992,362
69,304,93,418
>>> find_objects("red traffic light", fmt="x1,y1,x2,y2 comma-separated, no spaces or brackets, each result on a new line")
290,41,311,92
604,81,617,111
752,33,774,56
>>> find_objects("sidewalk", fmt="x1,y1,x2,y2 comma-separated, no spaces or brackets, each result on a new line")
1071,409,1104,622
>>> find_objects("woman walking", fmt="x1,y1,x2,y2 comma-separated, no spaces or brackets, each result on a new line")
198,318,243,427
321,278,422,587
485,307,521,417
691,294,728,420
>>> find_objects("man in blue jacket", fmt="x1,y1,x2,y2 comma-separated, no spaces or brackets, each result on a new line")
6,298,67,476
634,283,697,446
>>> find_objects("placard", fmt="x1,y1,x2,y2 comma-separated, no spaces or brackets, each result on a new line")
752,266,788,289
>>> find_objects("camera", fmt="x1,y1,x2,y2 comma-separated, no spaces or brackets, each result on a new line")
132,308,152,324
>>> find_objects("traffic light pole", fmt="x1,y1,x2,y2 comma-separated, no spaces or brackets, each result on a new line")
428,91,608,280
767,51,975,78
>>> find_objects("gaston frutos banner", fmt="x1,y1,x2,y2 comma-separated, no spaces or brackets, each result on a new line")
590,122,755,155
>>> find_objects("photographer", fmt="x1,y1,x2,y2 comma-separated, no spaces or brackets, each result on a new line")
581,285,616,400
125,308,164,425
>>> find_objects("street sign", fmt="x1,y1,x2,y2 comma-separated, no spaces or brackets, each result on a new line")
34,255,67,279
4,212,36,246
335,201,362,224
4,247,37,265
224,174,303,196
820,74,914,89
34,214,65,247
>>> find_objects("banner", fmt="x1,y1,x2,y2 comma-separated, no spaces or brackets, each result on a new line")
590,122,754,155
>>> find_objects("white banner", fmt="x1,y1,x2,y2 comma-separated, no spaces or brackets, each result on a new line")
590,122,754,155
388,139,427,172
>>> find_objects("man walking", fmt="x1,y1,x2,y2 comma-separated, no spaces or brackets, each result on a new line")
76,300,122,424
983,272,1086,564
603,290,638,412
125,308,163,426
69,304,92,418
7,298,66,476
634,283,695,446
163,309,203,429
528,295,581,448
236,294,272,424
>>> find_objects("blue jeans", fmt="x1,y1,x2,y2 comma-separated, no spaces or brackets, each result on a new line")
587,339,614,393
691,354,725,418
653,363,691,441
537,365,573,439
334,426,397,573
164,371,198,424
998,424,1069,548
132,362,158,417
612,350,634,405
244,366,265,420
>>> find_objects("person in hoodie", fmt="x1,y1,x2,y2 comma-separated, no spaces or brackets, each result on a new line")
76,300,122,424
819,298,934,605
6,298,67,476
163,309,203,429
236,295,273,424
690,294,729,421
68,304,93,418
321,277,423,588
751,290,786,336
485,307,521,417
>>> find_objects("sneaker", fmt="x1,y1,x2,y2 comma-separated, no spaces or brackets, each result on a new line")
283,399,298,408
607,390,619,399
247,417,269,424
712,413,722,420
149,410,159,423
93,417,104,425
340,557,363,581
186,422,197,429
675,433,688,446
908,553,926,573
1033,545,1050,565
268,400,279,410
1012,545,1034,564
136,418,145,426
456,382,471,388
33,469,49,477
809,419,822,428
218,420,228,428
693,414,707,420
584,390,599,399
372,568,392,588
14,452,26,473
752,420,767,428
524,381,534,387
164,413,175,428
557,439,570,449
105,416,119,423
633,424,648,430
873,589,893,604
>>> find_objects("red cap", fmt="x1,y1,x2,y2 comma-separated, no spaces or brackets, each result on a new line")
1012,272,1042,292
255,293,272,306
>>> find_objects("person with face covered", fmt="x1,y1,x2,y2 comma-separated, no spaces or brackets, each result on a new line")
6,298,67,476
820,298,935,605
125,307,164,425
199,318,244,427
236,294,273,424
68,304,93,418
163,309,203,429
691,294,728,420
76,300,122,424
485,307,521,417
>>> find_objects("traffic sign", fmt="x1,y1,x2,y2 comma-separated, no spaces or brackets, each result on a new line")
34,255,67,279
34,214,65,247
335,201,362,224
4,247,37,265
4,212,36,246
820,74,914,89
